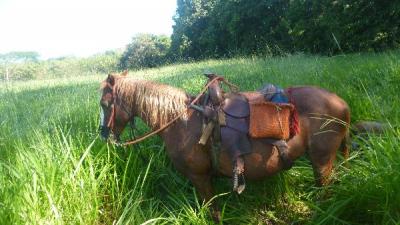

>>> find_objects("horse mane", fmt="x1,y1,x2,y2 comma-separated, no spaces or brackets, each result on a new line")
114,77,189,129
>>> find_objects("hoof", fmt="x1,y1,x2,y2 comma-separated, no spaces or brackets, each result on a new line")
211,210,221,223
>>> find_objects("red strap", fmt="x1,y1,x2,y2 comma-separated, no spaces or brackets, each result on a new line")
286,88,300,137
107,104,115,129
107,85,118,130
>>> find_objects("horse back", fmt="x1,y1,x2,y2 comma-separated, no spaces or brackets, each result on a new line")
286,86,350,120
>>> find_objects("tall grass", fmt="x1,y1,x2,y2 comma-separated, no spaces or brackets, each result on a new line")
0,51,399,224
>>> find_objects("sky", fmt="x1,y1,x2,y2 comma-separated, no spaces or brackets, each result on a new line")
0,0,177,59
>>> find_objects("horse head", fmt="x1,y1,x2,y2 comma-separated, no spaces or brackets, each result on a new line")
99,70,131,142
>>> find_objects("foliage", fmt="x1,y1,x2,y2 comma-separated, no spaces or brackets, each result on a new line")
170,0,400,59
119,34,171,70
1,51,399,224
286,0,400,53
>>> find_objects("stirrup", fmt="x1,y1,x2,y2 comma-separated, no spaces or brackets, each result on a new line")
232,157,245,194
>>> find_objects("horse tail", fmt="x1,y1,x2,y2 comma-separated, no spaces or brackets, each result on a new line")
351,121,388,135
339,121,388,164
348,121,388,151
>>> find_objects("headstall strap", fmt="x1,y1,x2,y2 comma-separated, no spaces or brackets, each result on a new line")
107,104,115,129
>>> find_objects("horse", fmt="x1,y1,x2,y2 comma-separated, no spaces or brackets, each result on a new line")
99,71,350,222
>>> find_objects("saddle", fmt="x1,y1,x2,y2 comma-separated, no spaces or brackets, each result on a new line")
193,74,296,194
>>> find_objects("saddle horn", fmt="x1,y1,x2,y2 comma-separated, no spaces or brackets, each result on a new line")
204,72,219,80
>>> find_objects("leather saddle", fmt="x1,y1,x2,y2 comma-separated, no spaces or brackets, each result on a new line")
220,93,251,159
194,74,294,193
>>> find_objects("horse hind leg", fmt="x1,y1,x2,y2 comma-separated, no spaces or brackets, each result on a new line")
309,132,346,186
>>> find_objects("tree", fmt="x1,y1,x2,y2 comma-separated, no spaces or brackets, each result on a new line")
119,34,171,69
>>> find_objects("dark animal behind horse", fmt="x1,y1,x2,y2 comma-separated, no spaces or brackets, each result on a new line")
99,72,350,222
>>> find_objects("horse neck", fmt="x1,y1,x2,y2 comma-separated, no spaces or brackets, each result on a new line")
116,79,189,130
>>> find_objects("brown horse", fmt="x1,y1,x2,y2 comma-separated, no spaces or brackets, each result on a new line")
99,71,350,221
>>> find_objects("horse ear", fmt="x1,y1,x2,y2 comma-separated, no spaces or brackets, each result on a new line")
107,74,115,86
121,70,128,76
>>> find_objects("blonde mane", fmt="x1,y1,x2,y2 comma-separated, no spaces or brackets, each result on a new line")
114,77,189,129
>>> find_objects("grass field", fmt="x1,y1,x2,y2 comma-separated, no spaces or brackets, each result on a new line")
1,51,399,225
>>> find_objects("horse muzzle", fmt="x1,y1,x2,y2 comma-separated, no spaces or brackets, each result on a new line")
100,126,122,144
99,126,110,140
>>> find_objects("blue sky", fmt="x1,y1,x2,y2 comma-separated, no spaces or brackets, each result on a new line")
0,0,177,59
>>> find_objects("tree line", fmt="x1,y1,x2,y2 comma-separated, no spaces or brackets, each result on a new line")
122,0,400,69
0,51,120,80
169,0,400,59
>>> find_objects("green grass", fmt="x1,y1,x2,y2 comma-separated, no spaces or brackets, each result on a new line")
1,51,399,224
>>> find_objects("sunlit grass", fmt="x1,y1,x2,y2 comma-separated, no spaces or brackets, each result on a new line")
1,51,399,224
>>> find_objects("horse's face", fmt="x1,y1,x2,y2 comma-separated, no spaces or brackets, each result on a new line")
99,75,114,140
99,71,130,141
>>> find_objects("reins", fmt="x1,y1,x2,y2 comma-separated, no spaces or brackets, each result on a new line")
109,75,238,146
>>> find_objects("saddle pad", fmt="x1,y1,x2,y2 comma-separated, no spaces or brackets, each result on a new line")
242,92,264,102
249,100,293,139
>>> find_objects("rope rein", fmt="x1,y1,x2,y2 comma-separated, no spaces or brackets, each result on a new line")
111,76,236,146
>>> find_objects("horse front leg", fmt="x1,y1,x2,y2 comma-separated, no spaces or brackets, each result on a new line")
187,173,221,223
